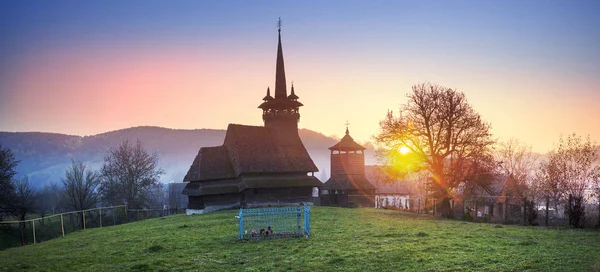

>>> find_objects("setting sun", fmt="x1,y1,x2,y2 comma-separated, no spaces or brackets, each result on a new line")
399,146,410,155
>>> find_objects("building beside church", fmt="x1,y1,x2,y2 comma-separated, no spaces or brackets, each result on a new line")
320,128,376,207
182,23,321,214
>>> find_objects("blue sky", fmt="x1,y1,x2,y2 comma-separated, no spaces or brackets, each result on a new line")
1,0,599,152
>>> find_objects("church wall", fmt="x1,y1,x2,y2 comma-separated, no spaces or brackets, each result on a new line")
188,196,204,210
204,193,241,207
331,153,365,178
242,187,313,206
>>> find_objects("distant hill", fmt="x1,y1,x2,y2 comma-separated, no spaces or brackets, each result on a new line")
0,126,377,188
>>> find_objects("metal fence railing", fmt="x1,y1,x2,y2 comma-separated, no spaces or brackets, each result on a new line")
0,206,186,250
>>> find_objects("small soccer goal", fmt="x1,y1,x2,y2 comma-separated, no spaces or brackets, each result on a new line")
236,205,311,240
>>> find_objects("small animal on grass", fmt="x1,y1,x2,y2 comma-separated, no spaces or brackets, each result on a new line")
266,226,273,236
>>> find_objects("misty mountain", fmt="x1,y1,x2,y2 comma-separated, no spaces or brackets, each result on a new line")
0,126,378,188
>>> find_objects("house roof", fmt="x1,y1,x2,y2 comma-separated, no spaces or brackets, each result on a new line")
364,165,412,195
183,146,236,182
224,124,318,175
329,128,366,151
184,124,318,185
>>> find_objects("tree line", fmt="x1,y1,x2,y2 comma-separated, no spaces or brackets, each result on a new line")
1,139,167,244
375,82,600,228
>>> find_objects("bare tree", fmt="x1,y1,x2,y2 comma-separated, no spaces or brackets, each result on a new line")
36,181,62,225
553,134,597,228
535,156,564,226
12,177,37,245
100,140,164,209
62,160,100,211
0,145,19,216
592,165,600,227
375,83,495,218
496,138,539,224
61,160,100,227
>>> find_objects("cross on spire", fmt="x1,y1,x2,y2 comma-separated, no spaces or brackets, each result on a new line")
345,120,350,135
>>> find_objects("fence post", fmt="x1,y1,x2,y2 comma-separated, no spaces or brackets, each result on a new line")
32,220,36,244
433,199,436,216
113,207,116,226
238,209,244,240
60,214,65,236
99,208,102,228
83,211,86,230
296,205,301,235
125,206,128,222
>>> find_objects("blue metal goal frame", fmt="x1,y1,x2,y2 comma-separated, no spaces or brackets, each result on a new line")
236,205,311,240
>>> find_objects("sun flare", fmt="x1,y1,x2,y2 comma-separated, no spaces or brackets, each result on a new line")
399,146,410,155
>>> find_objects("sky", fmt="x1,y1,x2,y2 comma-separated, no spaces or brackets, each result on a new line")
1,0,599,153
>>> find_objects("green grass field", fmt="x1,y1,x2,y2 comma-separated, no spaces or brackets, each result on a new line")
0,207,599,272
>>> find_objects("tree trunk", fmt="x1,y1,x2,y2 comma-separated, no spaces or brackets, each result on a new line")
523,198,527,225
504,202,508,224
545,195,549,227
440,197,452,218
19,221,25,246
597,194,600,227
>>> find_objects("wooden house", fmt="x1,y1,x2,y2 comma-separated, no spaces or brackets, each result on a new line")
364,165,415,210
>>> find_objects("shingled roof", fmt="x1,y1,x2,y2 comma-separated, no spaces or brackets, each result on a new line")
329,128,366,151
183,146,236,182
364,165,412,195
224,124,318,174
184,124,318,185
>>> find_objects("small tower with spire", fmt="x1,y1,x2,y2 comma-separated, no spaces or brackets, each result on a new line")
258,17,303,138
321,124,376,207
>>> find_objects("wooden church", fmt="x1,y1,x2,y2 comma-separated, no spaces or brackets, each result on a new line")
182,22,322,214
320,127,376,207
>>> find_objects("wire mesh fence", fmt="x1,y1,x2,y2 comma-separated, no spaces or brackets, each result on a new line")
236,205,311,240
376,196,600,228
0,206,186,250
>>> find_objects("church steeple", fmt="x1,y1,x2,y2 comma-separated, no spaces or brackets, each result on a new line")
258,18,304,134
274,17,287,99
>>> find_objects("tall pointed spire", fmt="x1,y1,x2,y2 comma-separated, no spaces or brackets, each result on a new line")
274,17,287,99
262,87,273,101
288,82,299,100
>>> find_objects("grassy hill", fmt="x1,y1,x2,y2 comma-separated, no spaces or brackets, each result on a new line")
1,207,599,271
